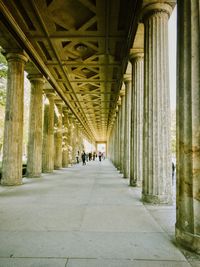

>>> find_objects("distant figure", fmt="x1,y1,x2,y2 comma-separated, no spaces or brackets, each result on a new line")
98,151,102,162
172,162,175,178
81,151,86,165
89,152,92,161
76,151,79,164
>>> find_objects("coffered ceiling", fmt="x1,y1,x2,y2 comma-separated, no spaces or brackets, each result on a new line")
0,0,142,142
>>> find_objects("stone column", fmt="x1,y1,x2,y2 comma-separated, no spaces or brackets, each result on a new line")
115,106,119,169
54,100,63,169
123,75,132,178
42,91,55,173
117,98,122,171
1,52,28,186
120,88,126,174
130,52,144,187
71,116,77,164
67,113,73,166
62,108,69,167
112,114,117,166
142,2,173,203
175,0,200,254
26,74,44,177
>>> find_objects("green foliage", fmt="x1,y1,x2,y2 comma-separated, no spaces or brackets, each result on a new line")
0,51,7,78
0,50,7,106
0,84,6,106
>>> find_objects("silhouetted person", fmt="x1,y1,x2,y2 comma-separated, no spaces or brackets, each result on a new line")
172,162,175,178
81,151,86,165
98,151,102,162
76,151,79,164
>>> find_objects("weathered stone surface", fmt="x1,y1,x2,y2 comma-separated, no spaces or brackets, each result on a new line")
26,74,44,177
1,52,28,186
142,2,172,204
130,52,144,187
42,93,55,173
54,101,63,169
123,75,132,178
62,109,69,167
120,90,125,174
176,0,200,254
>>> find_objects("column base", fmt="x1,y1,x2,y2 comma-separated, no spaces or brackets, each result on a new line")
142,193,172,204
1,179,23,186
26,173,41,178
130,179,137,187
62,164,69,168
54,166,61,170
176,227,200,254
42,169,54,173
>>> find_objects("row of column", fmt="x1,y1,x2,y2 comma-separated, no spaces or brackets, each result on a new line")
108,0,200,254
1,53,84,185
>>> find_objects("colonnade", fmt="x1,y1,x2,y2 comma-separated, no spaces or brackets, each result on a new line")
108,0,200,254
0,0,199,255
1,53,84,185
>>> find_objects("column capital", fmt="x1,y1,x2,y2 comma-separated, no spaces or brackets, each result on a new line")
117,96,122,106
63,107,69,115
6,52,28,64
123,74,131,83
130,49,144,63
142,2,175,21
27,73,45,83
120,88,125,96
54,98,64,106
43,88,55,98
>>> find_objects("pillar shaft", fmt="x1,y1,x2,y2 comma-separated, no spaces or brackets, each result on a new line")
26,75,44,177
42,93,55,172
124,77,132,178
54,102,63,169
62,110,69,167
176,0,200,254
1,53,28,185
120,93,125,174
142,3,172,203
130,54,144,186
68,116,73,165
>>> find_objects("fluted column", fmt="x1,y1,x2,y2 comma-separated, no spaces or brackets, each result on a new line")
62,108,69,167
112,114,117,166
120,88,125,174
142,2,173,203
71,116,77,164
123,75,132,178
26,74,44,177
115,107,119,168
1,52,28,186
176,0,200,254
54,100,63,169
42,91,55,172
130,52,144,187
68,114,73,166
117,99,122,171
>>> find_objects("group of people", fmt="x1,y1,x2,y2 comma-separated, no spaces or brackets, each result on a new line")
76,151,105,165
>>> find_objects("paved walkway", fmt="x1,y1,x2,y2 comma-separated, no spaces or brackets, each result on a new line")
0,159,199,267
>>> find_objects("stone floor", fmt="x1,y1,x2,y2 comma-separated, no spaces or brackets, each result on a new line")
0,159,199,267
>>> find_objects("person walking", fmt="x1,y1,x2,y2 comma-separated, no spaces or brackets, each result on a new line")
98,151,102,162
76,151,79,164
81,151,86,165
